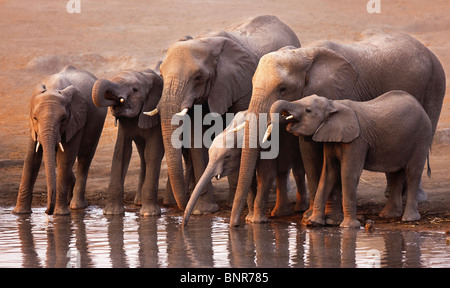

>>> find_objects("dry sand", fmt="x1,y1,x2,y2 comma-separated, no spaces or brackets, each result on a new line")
0,0,449,231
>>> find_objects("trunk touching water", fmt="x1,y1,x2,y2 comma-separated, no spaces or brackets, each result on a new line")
229,99,271,227
42,132,57,215
182,164,215,226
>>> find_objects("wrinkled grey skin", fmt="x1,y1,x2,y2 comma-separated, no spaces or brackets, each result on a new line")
14,65,107,215
270,92,432,228
92,68,166,216
183,111,307,226
230,31,446,227
153,15,301,215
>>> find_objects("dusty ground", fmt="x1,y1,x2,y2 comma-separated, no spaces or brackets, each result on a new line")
0,0,449,232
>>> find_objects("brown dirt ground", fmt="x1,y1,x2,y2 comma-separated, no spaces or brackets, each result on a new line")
0,0,449,232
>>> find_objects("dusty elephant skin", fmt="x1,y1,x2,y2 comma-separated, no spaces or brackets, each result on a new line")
13,65,107,215
149,15,301,215
230,31,446,227
182,110,308,226
269,92,433,228
92,68,166,216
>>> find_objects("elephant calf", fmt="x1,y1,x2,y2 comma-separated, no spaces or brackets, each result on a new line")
14,65,107,215
183,110,307,226
267,91,432,228
92,68,165,216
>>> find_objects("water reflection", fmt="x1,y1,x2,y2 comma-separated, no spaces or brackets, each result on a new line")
0,206,448,268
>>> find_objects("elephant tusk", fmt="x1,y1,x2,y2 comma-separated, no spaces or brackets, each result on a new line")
35,142,40,153
216,174,221,180
285,115,294,120
175,108,189,117
119,97,125,103
58,142,64,153
143,108,159,117
228,122,246,133
262,124,273,144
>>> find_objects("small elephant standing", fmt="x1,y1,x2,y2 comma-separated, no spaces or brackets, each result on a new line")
14,65,107,215
267,91,432,228
92,68,166,216
183,110,307,226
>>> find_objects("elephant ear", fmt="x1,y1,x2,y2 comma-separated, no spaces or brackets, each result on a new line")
313,101,360,143
304,47,358,100
138,71,163,129
208,37,258,115
61,85,88,142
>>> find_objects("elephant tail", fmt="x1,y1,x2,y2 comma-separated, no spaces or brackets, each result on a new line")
426,152,431,179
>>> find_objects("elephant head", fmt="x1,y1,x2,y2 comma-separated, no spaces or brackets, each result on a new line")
265,96,360,143
92,69,163,129
30,84,88,214
230,46,358,226
183,111,247,225
147,36,258,210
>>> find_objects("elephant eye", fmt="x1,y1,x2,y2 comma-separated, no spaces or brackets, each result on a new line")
33,116,38,122
132,87,138,93
224,154,231,159
195,75,202,81
279,86,287,94
305,108,312,114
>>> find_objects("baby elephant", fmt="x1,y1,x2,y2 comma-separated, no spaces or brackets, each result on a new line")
92,68,164,216
267,91,432,228
14,65,107,215
183,110,307,226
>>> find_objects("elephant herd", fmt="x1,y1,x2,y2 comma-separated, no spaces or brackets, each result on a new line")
13,15,446,228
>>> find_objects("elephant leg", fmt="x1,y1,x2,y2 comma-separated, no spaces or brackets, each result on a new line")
134,138,146,206
104,128,132,215
140,130,164,216
292,160,308,212
271,171,292,217
402,167,422,222
307,153,339,226
298,137,323,221
251,161,275,223
14,139,43,214
189,147,218,214
245,174,258,222
55,142,79,215
227,171,239,207
379,170,405,218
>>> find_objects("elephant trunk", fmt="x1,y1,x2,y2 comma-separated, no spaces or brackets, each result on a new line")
269,100,296,118
230,98,271,227
92,79,121,107
183,163,216,226
159,81,190,211
41,130,57,215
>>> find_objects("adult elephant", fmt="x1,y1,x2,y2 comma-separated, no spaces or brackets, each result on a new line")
230,31,446,227
14,65,107,215
145,15,301,213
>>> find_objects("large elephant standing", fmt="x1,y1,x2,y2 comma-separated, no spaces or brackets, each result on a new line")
230,31,446,227
14,65,107,215
146,15,301,213
91,68,166,216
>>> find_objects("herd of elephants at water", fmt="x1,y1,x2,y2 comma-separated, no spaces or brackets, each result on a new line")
11,15,446,229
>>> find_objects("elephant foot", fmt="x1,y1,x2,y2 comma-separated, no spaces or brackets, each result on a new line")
306,213,325,227
245,211,254,222
140,203,161,216
300,207,314,225
271,205,292,218
191,195,219,215
134,194,142,206
402,208,420,222
103,202,125,215
325,211,344,226
379,206,402,219
70,198,87,210
54,205,71,216
417,187,427,203
339,218,361,228
249,212,270,223
12,206,32,214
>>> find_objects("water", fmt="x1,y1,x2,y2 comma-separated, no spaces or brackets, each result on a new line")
0,206,448,268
